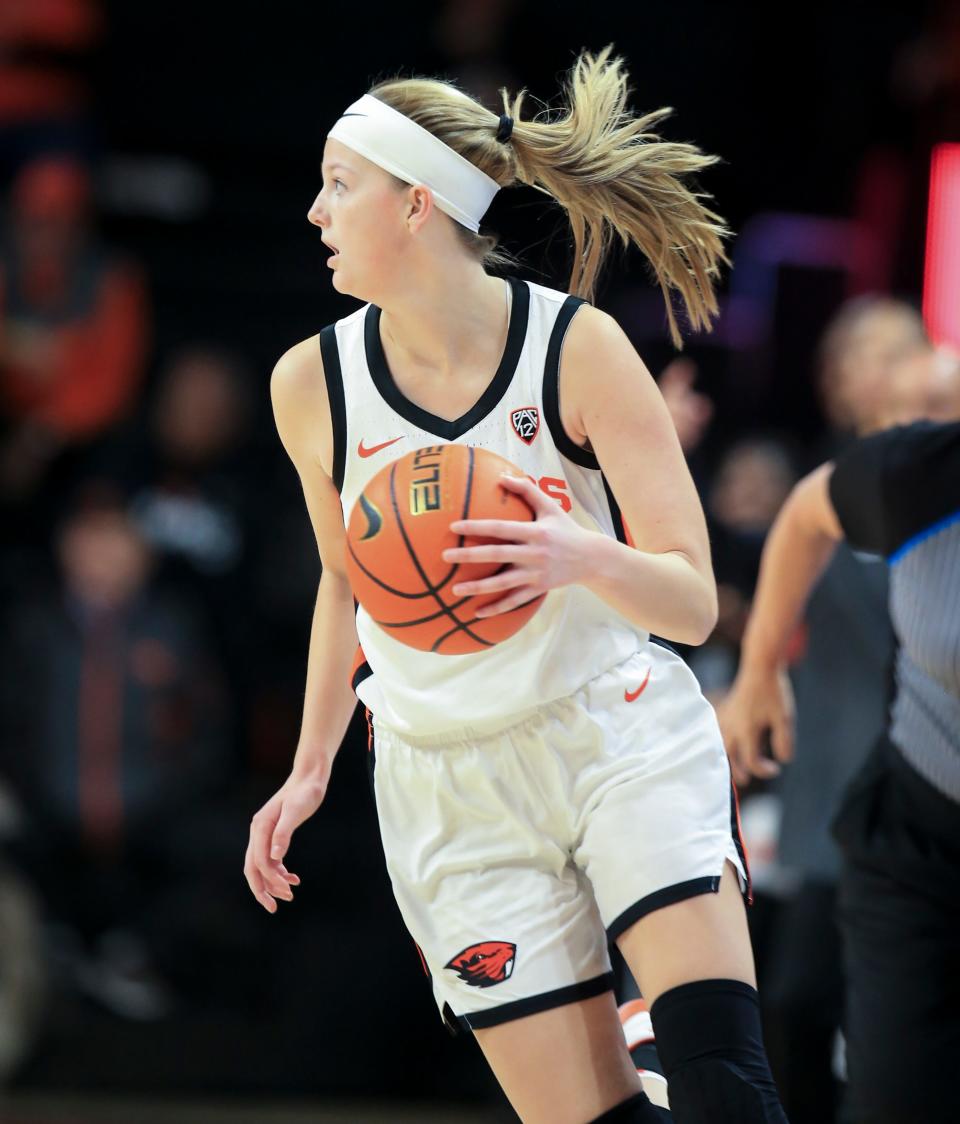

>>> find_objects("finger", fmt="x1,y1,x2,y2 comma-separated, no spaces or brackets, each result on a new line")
752,757,781,780
474,588,542,618
449,518,538,540
453,569,531,597
244,846,278,913
723,737,749,788
251,817,293,895
770,718,794,764
442,544,528,564
250,809,279,870
495,472,553,512
743,729,781,779
278,864,300,886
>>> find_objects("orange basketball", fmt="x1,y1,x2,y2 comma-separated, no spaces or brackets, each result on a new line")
345,444,545,654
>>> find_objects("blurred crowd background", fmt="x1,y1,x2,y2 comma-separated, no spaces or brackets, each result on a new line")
0,0,958,1120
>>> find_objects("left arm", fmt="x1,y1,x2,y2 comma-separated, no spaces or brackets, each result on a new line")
443,307,718,646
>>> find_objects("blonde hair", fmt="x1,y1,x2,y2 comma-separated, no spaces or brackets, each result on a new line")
370,46,730,349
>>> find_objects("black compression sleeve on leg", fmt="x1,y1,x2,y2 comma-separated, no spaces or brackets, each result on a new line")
650,979,788,1124
589,1091,672,1123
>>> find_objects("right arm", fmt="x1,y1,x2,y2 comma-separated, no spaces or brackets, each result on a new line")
244,336,359,913
717,464,845,785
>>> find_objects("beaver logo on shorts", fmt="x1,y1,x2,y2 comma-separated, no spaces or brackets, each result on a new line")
445,940,517,987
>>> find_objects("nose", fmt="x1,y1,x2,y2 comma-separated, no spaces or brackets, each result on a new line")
307,191,327,228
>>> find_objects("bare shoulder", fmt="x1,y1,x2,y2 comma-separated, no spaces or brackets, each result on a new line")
564,305,654,383
271,335,351,574
560,305,661,441
270,335,334,478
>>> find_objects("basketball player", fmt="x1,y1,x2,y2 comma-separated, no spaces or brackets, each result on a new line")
244,48,788,1124
719,346,960,1123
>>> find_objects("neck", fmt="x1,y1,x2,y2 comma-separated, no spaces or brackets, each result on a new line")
377,257,509,379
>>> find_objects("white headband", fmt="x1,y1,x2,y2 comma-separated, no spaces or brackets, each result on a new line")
327,94,500,234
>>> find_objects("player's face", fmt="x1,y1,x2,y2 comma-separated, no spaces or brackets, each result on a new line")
308,138,411,302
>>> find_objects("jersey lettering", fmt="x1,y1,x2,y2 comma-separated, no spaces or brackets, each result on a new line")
524,474,571,513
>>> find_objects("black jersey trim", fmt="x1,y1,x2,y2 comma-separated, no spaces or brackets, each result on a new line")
729,782,753,905
606,877,721,940
649,635,682,658
457,971,615,1030
542,295,598,469
601,471,630,546
363,277,530,441
351,658,373,692
319,325,347,492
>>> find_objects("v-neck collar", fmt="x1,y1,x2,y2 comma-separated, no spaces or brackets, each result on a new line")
363,276,529,441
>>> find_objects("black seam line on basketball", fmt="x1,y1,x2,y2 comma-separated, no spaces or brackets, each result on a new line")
347,536,470,600
431,595,540,653
373,454,485,633
371,562,512,628
388,452,493,648
346,537,442,599
373,562,513,629
374,589,486,627
346,445,478,602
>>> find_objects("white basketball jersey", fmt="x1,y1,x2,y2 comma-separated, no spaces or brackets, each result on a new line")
321,276,649,736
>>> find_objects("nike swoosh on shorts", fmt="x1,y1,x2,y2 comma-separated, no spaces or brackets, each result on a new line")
624,668,652,703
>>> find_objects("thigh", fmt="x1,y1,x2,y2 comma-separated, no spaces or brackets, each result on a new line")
370,720,613,1029
572,649,750,948
474,990,648,1124
616,860,756,1007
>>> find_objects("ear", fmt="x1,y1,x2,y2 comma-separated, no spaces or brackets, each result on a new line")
406,184,434,233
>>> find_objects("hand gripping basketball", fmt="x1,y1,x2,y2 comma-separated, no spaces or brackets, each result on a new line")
345,445,549,654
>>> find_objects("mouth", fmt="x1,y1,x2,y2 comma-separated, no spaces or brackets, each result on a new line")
322,239,340,258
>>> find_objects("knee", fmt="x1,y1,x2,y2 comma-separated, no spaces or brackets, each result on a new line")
650,979,788,1124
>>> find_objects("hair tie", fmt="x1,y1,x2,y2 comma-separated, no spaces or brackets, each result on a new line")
496,115,514,144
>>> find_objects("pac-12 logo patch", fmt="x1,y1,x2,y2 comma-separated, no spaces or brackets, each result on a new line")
445,941,516,988
511,407,540,445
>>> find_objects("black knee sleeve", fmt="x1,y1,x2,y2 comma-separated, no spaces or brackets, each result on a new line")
589,1090,671,1123
650,979,788,1124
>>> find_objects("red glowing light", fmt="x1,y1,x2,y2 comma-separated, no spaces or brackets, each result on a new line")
923,143,960,350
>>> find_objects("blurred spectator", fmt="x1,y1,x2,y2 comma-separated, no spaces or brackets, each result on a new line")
815,293,928,448
0,0,102,184
657,357,714,457
429,0,521,109
753,296,931,1124
122,346,269,763
0,155,149,516
0,481,231,1021
691,436,799,698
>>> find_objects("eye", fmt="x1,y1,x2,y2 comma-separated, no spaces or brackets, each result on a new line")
333,179,345,194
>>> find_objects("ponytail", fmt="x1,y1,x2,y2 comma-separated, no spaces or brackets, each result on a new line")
371,46,730,349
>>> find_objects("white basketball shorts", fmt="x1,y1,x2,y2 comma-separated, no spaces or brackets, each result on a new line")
366,644,750,1032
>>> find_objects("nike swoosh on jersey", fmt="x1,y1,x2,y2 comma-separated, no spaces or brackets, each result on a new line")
624,667,652,703
358,436,404,458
